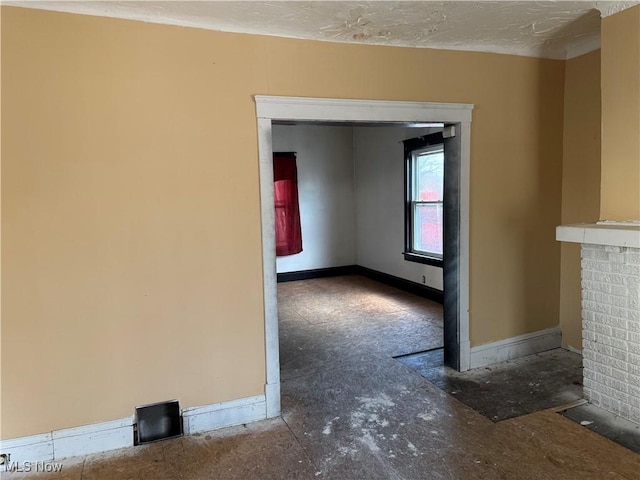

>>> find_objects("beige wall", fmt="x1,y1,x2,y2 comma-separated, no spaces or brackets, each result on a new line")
1,7,565,438
600,5,640,221
559,50,602,351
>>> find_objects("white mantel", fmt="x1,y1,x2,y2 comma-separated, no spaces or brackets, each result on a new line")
556,220,640,425
556,221,640,248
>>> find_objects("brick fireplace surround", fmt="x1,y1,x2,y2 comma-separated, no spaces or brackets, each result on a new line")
557,222,640,425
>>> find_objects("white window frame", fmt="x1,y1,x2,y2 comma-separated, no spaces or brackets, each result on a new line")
410,145,445,259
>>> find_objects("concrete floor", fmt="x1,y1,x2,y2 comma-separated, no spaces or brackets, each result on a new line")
5,275,639,479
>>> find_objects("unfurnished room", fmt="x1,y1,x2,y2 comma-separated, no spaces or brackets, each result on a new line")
1,2,639,479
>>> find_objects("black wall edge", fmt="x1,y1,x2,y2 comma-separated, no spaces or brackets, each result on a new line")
353,266,444,304
277,265,357,282
277,264,443,304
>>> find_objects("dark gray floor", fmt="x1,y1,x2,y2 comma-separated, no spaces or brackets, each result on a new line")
397,347,584,422
561,403,640,454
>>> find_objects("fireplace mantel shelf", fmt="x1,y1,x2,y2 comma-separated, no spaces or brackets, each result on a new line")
556,222,640,248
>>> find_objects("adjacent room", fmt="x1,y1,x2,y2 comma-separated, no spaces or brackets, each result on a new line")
272,121,446,366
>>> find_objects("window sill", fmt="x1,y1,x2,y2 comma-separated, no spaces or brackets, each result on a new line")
403,252,443,267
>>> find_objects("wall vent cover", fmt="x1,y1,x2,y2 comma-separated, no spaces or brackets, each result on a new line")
135,399,183,445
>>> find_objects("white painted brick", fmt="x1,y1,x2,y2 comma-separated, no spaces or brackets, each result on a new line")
592,334,627,351
594,273,626,285
584,358,611,375
584,320,611,336
583,300,612,315
596,313,626,329
610,367,628,382
610,357,629,371
580,244,640,425
620,404,631,418
583,377,598,391
583,259,611,273
612,263,640,276
630,353,640,367
584,291,611,304
586,390,601,404
610,306,629,319
584,340,612,356
609,253,626,263
611,347,628,362
629,385,640,400
611,327,628,340
612,296,629,308
582,280,612,294
602,374,628,393
601,396,621,413
626,252,640,265
611,284,628,296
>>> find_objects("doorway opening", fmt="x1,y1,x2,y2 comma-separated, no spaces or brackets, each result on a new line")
255,97,473,417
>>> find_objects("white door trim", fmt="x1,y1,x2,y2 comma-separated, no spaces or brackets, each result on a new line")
254,96,474,417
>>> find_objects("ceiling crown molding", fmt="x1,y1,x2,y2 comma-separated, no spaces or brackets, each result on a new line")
595,1,640,17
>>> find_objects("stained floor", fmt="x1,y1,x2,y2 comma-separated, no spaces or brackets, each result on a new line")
5,275,639,479
397,347,583,422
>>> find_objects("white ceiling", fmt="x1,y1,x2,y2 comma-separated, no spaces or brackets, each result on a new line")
6,1,640,59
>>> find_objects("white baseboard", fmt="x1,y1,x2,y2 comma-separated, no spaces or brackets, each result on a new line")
52,417,133,459
459,340,471,372
265,382,281,418
1,395,268,463
182,395,266,435
0,417,133,463
469,327,562,369
0,432,54,464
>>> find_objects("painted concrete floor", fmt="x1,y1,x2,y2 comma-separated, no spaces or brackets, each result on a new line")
5,275,639,479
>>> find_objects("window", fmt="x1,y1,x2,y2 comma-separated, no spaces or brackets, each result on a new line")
403,133,444,266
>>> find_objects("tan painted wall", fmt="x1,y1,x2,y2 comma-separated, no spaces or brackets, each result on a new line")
1,7,565,438
559,50,602,351
600,5,640,221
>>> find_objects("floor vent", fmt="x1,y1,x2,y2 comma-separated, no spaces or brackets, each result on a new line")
135,400,183,445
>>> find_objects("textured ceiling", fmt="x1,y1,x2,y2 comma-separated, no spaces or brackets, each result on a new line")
7,1,640,59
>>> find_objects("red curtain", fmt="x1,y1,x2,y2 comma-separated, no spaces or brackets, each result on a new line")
273,153,302,256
